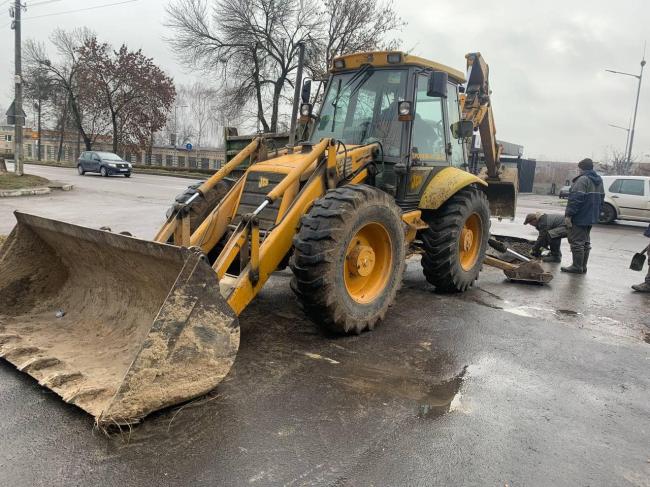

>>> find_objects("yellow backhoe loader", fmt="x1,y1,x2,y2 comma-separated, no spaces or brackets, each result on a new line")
0,51,517,426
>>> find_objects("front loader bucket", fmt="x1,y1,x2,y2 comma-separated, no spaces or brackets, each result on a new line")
0,212,239,426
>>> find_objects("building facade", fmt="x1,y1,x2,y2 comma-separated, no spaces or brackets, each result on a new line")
0,126,225,170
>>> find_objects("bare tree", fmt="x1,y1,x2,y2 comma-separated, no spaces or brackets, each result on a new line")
312,0,403,79
23,65,56,161
24,28,104,151
600,146,636,175
183,82,220,147
166,0,318,133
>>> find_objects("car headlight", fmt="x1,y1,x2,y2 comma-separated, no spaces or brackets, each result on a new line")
108,163,117,167
127,163,132,168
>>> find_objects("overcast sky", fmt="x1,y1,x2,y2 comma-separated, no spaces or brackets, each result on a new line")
0,0,648,161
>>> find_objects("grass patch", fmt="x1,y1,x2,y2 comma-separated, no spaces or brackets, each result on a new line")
0,172,50,190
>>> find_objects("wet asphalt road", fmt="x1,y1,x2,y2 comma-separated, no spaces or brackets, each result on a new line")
1,166,649,486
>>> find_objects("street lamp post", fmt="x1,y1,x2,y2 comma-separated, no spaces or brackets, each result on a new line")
607,122,631,159
606,53,646,164
173,105,188,167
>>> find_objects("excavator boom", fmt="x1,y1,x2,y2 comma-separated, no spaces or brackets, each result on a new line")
461,52,518,218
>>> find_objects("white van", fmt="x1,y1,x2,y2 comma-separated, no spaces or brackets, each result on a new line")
600,175,650,223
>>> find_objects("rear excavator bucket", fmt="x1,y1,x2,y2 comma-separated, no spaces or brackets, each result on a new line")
481,167,519,220
0,212,239,426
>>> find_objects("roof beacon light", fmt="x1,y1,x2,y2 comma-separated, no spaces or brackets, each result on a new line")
387,53,402,64
333,59,346,70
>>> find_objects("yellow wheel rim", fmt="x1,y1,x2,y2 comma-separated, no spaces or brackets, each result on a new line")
459,213,482,271
344,222,392,304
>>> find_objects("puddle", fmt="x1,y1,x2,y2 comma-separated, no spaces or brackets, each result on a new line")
503,307,534,317
418,366,467,419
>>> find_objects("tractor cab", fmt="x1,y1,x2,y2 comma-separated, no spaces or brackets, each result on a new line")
310,51,468,210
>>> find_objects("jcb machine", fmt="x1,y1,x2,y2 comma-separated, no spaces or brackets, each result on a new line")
0,51,517,426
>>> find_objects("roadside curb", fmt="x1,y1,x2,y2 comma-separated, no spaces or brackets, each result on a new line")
0,187,51,197
0,181,74,198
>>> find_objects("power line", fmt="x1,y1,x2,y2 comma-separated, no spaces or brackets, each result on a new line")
22,0,138,20
27,0,65,7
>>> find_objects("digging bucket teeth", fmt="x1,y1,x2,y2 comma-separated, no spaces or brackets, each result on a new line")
0,212,239,426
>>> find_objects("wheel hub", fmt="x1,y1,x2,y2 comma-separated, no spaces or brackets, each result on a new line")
461,227,474,252
347,244,376,277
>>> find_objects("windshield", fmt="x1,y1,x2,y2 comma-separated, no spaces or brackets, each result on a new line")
97,152,123,161
311,69,408,157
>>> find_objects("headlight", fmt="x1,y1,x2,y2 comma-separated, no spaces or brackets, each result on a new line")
127,163,132,168
108,163,117,167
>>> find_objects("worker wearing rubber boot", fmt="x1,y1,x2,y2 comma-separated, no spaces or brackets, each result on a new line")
561,158,604,274
524,212,567,262
632,224,650,292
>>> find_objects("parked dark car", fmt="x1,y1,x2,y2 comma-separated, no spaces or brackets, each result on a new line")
77,151,132,177
558,184,571,199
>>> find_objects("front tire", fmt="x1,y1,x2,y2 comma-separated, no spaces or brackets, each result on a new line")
599,203,616,224
420,186,490,292
77,165,85,176
124,173,131,178
100,166,108,177
291,185,405,334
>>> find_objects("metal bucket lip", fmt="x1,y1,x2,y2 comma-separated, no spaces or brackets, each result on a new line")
13,211,188,262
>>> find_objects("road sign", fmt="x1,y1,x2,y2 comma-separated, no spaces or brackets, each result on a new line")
6,101,26,126
185,143,193,151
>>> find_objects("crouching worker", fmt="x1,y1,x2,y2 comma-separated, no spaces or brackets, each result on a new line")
524,212,567,262
632,223,650,293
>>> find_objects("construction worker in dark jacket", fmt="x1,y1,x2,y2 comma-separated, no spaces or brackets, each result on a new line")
561,158,605,274
632,223,650,292
524,212,567,262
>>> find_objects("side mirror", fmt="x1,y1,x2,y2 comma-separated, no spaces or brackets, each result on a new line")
451,120,474,139
427,71,448,98
300,102,313,119
301,79,312,104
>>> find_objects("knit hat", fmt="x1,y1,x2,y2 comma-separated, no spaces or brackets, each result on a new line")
524,212,542,225
578,158,594,170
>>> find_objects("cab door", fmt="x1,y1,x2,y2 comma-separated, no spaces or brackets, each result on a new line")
90,152,102,172
609,178,648,220
406,73,449,204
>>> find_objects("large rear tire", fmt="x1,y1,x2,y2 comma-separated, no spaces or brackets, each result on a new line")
291,185,405,335
420,186,490,292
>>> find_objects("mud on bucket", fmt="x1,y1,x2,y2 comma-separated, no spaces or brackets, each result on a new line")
0,212,239,426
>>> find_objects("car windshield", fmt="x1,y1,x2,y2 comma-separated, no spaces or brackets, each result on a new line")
311,68,408,157
97,152,123,161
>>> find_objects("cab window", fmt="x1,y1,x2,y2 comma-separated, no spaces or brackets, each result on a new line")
446,82,464,168
311,69,407,158
412,74,446,164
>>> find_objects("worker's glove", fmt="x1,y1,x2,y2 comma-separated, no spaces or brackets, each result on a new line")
564,216,572,229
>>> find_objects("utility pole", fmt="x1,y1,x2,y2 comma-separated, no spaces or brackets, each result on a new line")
288,42,306,149
13,0,24,176
608,122,631,160
627,57,646,164
606,44,646,164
